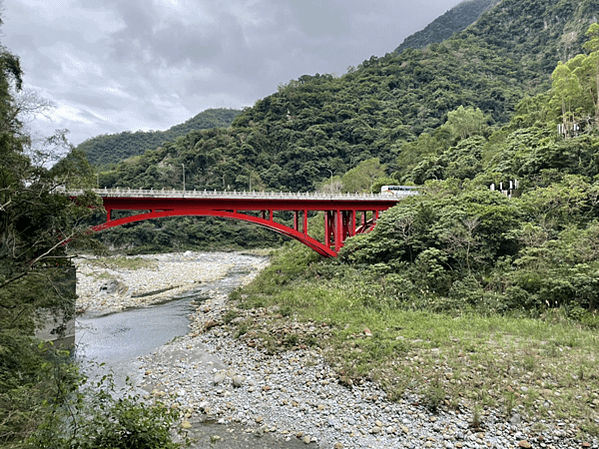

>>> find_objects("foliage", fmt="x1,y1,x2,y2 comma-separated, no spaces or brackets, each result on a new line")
395,0,500,53
550,23,599,136
29,369,185,449
234,241,599,434
340,182,522,291
341,157,386,193
0,17,182,449
78,108,241,168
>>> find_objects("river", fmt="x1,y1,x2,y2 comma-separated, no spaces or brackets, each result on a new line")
74,252,310,448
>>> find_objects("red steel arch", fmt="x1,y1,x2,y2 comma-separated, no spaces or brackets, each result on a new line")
85,189,409,257
92,209,337,257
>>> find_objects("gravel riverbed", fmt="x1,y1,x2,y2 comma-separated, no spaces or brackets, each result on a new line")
76,252,598,449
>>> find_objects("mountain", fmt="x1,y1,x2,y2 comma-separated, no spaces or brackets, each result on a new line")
395,0,500,53
97,0,596,193
77,108,241,167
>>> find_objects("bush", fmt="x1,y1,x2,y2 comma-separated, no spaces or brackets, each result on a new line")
29,369,186,449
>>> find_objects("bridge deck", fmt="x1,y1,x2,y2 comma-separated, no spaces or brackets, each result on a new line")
69,187,416,201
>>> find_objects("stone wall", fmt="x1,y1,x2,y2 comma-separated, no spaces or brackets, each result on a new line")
34,265,76,347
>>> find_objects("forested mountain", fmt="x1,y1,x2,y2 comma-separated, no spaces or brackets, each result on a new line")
80,0,599,253
78,108,240,167
95,0,595,195
395,0,500,53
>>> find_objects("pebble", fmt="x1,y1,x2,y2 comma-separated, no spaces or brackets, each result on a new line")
87,252,598,449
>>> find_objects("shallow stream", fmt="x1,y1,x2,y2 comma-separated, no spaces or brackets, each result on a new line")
74,253,309,448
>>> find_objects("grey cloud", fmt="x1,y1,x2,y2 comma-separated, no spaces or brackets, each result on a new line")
2,0,464,145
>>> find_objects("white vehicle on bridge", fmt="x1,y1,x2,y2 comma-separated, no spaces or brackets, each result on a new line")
380,185,418,195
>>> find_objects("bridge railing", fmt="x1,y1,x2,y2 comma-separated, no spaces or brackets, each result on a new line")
66,187,418,201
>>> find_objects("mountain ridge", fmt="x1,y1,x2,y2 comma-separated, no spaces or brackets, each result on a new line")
94,0,596,194
78,108,241,167
395,0,501,53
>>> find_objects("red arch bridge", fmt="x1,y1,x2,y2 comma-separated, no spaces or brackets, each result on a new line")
75,188,416,257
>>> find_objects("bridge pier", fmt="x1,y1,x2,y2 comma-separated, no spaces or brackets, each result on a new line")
293,210,309,235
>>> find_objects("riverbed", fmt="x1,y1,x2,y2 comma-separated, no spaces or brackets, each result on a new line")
75,252,589,449
75,251,309,448
75,251,267,382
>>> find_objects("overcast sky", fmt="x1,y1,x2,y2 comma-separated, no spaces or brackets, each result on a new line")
1,0,463,147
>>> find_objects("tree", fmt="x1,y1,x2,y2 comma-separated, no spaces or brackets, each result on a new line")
583,23,599,126
443,105,489,140
550,25,599,135
341,158,386,193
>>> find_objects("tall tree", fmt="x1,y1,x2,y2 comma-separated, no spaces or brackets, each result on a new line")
0,20,102,445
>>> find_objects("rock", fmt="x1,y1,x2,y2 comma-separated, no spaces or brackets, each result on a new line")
213,373,227,385
303,436,311,444
232,375,245,387
98,279,127,295
363,327,373,337
510,413,522,425
204,320,219,330
334,443,344,449
518,441,532,448
181,420,192,429
198,401,209,412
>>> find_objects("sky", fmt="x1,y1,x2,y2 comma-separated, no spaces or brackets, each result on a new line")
1,0,463,147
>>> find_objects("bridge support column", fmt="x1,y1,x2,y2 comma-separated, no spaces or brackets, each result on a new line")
325,210,333,249
343,210,356,238
325,210,357,252
335,209,344,252
260,210,273,221
303,209,308,236
293,210,310,235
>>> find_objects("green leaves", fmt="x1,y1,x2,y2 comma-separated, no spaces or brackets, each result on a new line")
29,370,185,449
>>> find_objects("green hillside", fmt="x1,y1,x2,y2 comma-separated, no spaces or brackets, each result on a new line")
395,0,500,53
230,17,599,435
77,108,241,167
97,0,595,194
77,0,599,253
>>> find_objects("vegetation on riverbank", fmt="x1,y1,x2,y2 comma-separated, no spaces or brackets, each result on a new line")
0,15,187,449
82,255,158,271
231,242,599,437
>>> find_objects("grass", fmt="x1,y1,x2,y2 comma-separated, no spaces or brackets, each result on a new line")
229,244,599,437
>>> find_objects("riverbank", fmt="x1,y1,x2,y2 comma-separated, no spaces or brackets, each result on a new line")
75,251,268,314
138,299,594,449
76,251,599,448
